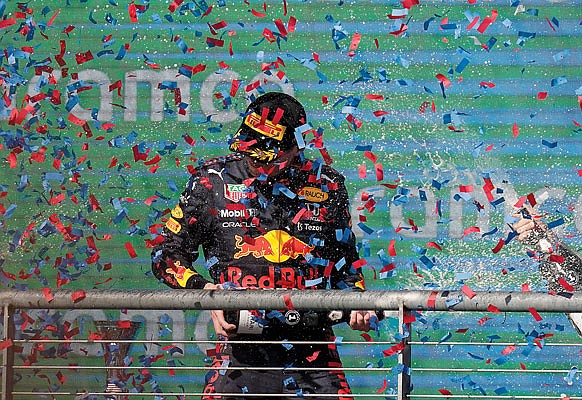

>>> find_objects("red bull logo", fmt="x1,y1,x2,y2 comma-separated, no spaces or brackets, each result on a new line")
233,230,314,263
221,265,315,289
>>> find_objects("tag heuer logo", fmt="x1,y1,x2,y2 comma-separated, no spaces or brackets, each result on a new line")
224,184,248,203
285,310,301,326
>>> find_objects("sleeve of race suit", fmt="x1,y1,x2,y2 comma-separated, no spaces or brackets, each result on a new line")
538,242,582,293
321,173,366,291
151,173,213,289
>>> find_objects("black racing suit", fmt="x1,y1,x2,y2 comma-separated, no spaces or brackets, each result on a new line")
152,154,364,399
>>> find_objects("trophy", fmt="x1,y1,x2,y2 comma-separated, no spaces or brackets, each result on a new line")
94,320,141,399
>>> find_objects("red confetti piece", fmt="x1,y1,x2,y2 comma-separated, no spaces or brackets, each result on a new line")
461,284,476,299
512,122,520,138
537,92,548,100
0,18,16,29
75,50,94,65
364,151,377,163
306,350,321,362
418,101,430,114
436,73,452,88
168,0,183,12
48,193,66,206
426,241,442,251
376,378,388,394
501,345,516,355
125,242,138,258
476,9,498,33
118,320,131,329
251,9,267,17
274,18,288,37
42,288,54,302
461,226,480,238
358,164,367,178
71,290,86,303
558,278,575,292
438,388,453,396
487,304,502,314
388,240,397,256
283,293,294,310
427,291,438,308
0,339,13,351
360,332,373,342
403,314,416,324
352,259,367,269
375,163,384,181
348,32,362,57
382,341,405,357
47,9,60,26
491,239,505,254
528,307,543,322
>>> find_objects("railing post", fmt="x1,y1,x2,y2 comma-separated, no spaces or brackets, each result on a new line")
1,304,15,400
397,302,412,400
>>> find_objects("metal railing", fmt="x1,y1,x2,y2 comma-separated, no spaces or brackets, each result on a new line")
1,289,581,399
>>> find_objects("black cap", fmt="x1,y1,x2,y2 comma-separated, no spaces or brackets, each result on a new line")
229,92,307,162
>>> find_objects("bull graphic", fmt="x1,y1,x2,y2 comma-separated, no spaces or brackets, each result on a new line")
233,230,314,263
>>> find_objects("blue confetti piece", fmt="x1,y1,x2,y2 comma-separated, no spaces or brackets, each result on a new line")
553,49,570,62
305,277,323,287
357,222,374,234
551,76,567,86
438,331,452,343
4,204,17,219
564,366,578,385
445,296,462,308
294,128,307,149
490,197,505,207
419,255,434,269
167,180,178,192
494,356,509,365
205,256,218,270
455,57,470,73
547,218,564,229
494,387,508,395
541,139,557,148
484,37,497,52
335,257,346,271
455,272,473,281
481,227,498,237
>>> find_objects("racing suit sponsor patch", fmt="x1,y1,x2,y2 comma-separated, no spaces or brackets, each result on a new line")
224,183,248,203
165,217,182,234
298,187,329,202
171,205,183,219
165,261,196,287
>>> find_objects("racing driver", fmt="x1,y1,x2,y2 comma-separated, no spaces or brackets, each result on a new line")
152,92,376,398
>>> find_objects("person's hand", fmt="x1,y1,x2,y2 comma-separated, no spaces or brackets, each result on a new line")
511,205,540,243
203,283,237,337
349,310,376,332
511,205,557,246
